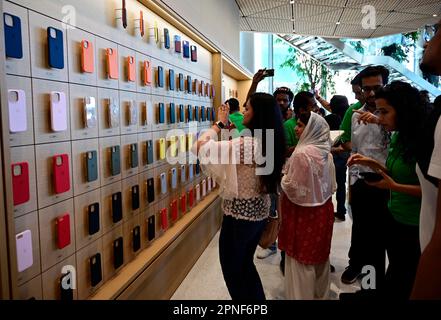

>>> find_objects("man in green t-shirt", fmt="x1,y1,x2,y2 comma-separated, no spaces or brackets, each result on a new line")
226,98,246,133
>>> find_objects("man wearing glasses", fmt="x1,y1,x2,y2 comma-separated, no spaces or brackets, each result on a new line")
340,66,390,299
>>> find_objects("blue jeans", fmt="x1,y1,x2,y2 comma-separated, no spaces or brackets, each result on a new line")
219,215,266,300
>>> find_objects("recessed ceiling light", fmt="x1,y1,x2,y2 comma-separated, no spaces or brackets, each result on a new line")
291,18,295,22
290,1,295,4
434,14,438,17
336,21,341,25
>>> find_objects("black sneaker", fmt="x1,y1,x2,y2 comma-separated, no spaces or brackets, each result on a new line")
334,212,346,222
341,266,361,284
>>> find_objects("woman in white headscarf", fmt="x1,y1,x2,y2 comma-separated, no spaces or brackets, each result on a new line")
278,111,336,300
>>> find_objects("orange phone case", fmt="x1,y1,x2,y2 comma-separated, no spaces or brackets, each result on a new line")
81,40,94,73
106,48,118,79
143,61,152,85
127,56,135,82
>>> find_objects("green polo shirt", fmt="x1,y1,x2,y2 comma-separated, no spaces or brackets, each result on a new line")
229,112,246,133
386,133,421,226
284,117,298,147
339,101,363,143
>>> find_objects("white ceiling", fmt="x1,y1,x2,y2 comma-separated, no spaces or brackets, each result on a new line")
236,0,441,38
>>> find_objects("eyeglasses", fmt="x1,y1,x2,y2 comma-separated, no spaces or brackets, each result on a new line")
362,85,382,93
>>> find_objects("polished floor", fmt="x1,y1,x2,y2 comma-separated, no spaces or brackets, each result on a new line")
172,206,360,300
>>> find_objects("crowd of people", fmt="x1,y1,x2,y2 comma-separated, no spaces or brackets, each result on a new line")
193,19,441,300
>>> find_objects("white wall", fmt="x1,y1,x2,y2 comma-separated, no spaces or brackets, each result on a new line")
158,0,240,61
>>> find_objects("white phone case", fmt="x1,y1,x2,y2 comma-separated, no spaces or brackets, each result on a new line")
108,98,119,128
161,172,167,194
8,89,27,133
83,96,97,128
202,179,207,197
50,91,67,132
16,230,33,272
128,100,137,126
196,184,201,202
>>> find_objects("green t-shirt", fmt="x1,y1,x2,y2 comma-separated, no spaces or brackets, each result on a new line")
284,117,298,147
339,101,363,143
386,133,421,226
229,112,246,133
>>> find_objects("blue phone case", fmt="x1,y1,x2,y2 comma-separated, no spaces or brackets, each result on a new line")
189,164,194,181
159,103,165,124
211,107,216,121
161,173,167,194
201,106,206,121
164,28,170,49
171,168,177,189
187,105,193,122
194,106,199,121
169,103,176,124
4,13,23,59
183,41,190,58
179,73,184,92
181,165,186,183
157,66,164,87
179,105,185,123
168,69,175,91
47,27,64,69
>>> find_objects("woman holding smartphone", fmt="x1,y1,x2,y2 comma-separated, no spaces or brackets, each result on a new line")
347,81,424,299
193,93,286,300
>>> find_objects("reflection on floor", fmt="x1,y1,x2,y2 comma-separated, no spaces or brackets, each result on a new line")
172,212,361,300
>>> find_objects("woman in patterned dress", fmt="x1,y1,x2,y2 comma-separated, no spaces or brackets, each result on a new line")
278,111,336,300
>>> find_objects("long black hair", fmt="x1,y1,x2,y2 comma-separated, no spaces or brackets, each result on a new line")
247,92,286,194
375,81,425,162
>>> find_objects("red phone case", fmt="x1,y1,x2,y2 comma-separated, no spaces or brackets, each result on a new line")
81,40,94,73
143,61,152,85
188,188,194,208
56,213,71,249
180,193,187,214
53,154,70,194
11,162,30,206
170,199,178,222
160,208,168,230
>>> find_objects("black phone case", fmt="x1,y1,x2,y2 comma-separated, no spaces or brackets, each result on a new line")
112,192,123,223
47,27,64,69
147,215,155,241
147,140,154,164
88,202,100,235
201,106,206,121
183,41,190,58
157,66,164,87
90,253,102,287
187,75,192,93
159,103,165,124
147,178,155,203
111,146,121,176
187,105,193,122
164,28,170,49
194,106,199,121
130,144,138,168
168,69,175,91
196,160,201,175
113,237,124,269
4,13,23,59
86,151,98,182
169,103,176,124
179,105,185,123
132,226,141,252
59,272,73,301
132,185,140,210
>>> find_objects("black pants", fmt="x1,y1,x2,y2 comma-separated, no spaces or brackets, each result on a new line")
384,212,421,300
219,215,266,300
348,179,388,289
334,152,350,215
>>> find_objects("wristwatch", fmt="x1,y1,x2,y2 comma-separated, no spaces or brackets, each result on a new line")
215,121,225,129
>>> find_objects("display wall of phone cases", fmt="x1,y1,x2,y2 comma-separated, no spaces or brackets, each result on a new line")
96,37,118,89
15,211,41,285
69,84,98,140
35,142,72,209
75,238,103,299
11,146,38,218
121,135,139,179
28,12,67,81
120,91,138,134
6,75,34,146
97,88,120,137
101,224,124,281
100,180,123,233
122,175,140,221
71,139,100,196
18,275,43,300
32,79,70,144
41,254,77,300
67,27,97,86
99,136,121,186
73,189,102,251
4,2,31,77
118,46,137,92
38,199,75,272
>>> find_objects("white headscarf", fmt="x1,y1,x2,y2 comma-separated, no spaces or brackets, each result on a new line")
281,112,337,207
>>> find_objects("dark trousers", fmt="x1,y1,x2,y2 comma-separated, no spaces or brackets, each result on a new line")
348,179,388,289
384,212,421,299
334,152,350,215
219,215,266,300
